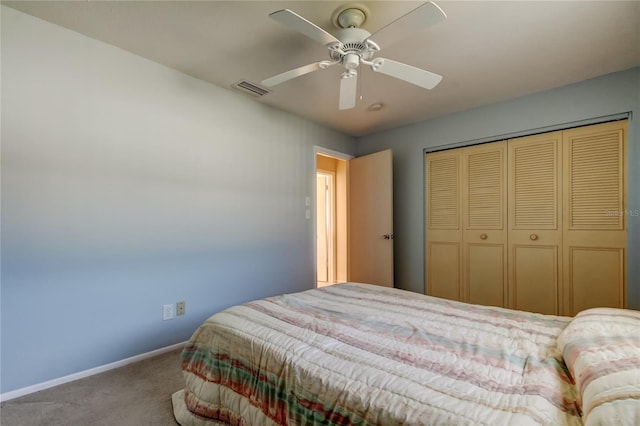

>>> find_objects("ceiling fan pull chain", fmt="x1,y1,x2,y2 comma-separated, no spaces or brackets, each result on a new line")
358,64,364,101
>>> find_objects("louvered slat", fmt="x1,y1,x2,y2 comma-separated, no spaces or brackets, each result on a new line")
513,141,557,228
467,150,502,229
428,156,459,229
569,133,623,229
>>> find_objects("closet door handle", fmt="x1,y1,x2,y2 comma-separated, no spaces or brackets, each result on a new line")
530,234,539,241
480,233,488,240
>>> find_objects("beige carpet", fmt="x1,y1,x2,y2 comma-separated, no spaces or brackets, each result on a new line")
0,348,184,426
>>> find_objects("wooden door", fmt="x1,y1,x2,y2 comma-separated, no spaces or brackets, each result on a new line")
508,132,563,314
562,120,627,316
348,149,394,287
462,142,508,307
425,149,463,300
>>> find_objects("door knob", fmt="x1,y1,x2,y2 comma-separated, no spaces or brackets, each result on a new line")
480,233,488,240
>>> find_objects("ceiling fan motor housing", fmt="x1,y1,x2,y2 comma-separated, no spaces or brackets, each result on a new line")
330,28,377,65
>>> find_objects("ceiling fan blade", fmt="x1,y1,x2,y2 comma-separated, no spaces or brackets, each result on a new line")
371,58,442,90
339,71,358,110
261,62,324,87
269,9,340,47
366,2,446,49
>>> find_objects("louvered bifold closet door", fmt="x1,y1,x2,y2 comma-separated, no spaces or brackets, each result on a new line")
425,149,463,300
508,133,562,315
462,142,508,307
562,120,627,316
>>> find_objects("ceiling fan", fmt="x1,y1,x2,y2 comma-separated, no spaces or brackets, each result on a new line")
261,2,447,110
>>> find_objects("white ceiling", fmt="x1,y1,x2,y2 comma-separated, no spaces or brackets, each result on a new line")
4,1,639,137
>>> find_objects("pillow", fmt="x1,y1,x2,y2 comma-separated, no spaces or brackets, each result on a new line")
557,308,640,425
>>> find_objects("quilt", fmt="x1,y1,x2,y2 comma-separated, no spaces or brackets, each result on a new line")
172,283,588,425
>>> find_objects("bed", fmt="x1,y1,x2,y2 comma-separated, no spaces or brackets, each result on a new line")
172,283,640,425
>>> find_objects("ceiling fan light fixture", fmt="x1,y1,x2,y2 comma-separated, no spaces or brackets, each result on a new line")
342,52,360,70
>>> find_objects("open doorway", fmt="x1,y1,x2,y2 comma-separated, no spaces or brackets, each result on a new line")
314,147,394,289
316,152,349,287
316,171,334,286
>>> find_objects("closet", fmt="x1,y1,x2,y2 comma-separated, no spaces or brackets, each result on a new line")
425,120,627,316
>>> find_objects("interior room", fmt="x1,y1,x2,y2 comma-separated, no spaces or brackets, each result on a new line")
1,1,639,424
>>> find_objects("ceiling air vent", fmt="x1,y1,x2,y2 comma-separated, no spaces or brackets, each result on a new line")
232,80,270,97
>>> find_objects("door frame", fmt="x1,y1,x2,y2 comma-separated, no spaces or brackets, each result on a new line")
313,146,353,288
316,170,336,285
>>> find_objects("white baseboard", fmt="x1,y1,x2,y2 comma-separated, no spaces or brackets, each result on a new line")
0,341,187,402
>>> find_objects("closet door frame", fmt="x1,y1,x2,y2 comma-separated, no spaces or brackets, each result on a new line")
424,115,629,313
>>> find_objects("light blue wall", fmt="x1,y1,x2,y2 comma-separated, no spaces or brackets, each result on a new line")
0,6,355,394
2,5,638,397
356,67,640,310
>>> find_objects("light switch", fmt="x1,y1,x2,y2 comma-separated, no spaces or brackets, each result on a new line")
305,209,311,219
305,196,311,206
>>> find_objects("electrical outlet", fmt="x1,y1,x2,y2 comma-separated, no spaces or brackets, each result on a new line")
163,304,174,320
176,301,186,316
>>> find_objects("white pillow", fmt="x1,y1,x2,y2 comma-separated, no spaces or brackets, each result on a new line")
557,308,640,425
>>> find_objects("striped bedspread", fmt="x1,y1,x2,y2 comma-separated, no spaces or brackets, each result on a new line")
172,283,583,425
